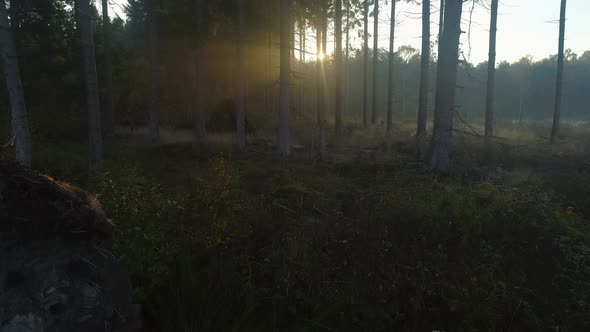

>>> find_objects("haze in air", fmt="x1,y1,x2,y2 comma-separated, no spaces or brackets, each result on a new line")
1,0,589,331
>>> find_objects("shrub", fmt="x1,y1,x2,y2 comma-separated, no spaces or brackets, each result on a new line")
97,164,188,300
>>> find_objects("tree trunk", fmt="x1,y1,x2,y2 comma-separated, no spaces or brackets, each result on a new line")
344,0,350,121
0,0,31,166
148,0,160,142
78,0,103,170
551,0,567,143
386,0,396,134
428,0,463,172
235,0,246,149
334,0,343,136
438,0,444,57
101,0,114,138
416,0,430,159
194,0,206,140
267,29,272,114
316,27,321,125
371,0,379,125
299,21,305,114
278,0,290,155
484,0,498,140
362,0,369,127
319,4,327,160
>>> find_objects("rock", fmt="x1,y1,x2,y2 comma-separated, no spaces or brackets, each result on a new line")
0,160,140,332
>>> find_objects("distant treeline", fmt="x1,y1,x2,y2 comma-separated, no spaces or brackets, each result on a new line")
2,1,588,142
337,48,590,123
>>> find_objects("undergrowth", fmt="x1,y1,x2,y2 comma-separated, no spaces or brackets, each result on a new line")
91,151,590,332
14,124,590,331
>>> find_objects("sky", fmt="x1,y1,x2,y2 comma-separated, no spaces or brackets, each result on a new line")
109,0,589,65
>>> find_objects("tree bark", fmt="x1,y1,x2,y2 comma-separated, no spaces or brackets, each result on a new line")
194,0,207,140
416,0,430,159
437,0,444,58
344,0,350,121
0,0,31,166
78,0,103,170
386,0,396,134
319,4,327,160
551,0,566,143
101,0,115,138
362,0,369,127
316,27,321,125
278,0,290,155
148,0,160,142
371,0,379,125
267,29,272,114
428,0,463,172
484,0,498,140
235,0,246,149
299,21,305,114
334,0,343,136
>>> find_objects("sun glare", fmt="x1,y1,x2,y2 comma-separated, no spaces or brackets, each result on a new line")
318,51,326,61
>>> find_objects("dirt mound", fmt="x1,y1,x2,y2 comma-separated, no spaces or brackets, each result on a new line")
0,160,140,332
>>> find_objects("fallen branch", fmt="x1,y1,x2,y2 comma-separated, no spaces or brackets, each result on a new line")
272,201,296,215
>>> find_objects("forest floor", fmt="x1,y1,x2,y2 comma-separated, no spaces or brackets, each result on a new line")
26,121,590,331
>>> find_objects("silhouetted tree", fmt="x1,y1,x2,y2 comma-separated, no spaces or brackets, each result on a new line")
386,0,397,133
344,0,351,119
551,0,567,143
0,0,31,166
484,0,498,140
438,0,444,57
416,0,430,159
371,0,378,125
363,0,369,127
235,0,247,149
101,0,115,138
78,0,103,170
319,3,327,159
195,0,207,140
279,0,291,155
429,0,463,171
148,0,160,142
335,0,344,135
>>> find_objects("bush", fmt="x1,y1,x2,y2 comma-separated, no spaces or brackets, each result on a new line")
97,164,188,300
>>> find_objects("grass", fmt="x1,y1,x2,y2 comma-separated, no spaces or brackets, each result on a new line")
8,120,590,331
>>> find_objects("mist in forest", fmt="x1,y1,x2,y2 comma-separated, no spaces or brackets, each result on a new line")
1,0,590,331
